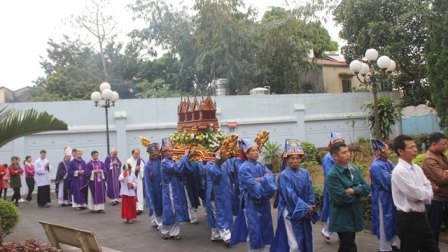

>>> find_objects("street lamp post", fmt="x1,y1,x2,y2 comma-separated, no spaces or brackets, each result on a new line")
91,82,119,154
349,49,396,140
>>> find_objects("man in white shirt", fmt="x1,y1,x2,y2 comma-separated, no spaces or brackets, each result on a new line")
127,149,145,214
391,135,439,252
35,150,52,207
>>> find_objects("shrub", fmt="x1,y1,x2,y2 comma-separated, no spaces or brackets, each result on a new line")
0,239,58,251
301,161,320,182
357,136,371,145
0,199,20,237
301,141,318,162
413,153,426,167
316,147,329,165
409,134,430,152
313,184,324,214
361,96,400,140
352,162,370,180
262,141,282,172
389,152,399,164
360,194,372,221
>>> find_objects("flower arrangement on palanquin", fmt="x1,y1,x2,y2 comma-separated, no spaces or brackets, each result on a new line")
139,94,269,161
140,130,269,162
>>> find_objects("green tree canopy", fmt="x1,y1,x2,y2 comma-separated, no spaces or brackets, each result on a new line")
130,0,339,95
30,36,141,101
333,0,431,106
426,0,448,129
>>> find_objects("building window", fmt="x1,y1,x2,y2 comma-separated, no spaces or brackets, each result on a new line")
342,79,352,93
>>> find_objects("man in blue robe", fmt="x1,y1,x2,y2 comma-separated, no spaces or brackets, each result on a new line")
105,149,122,206
205,149,233,247
271,139,319,252
184,160,202,224
228,154,245,216
370,139,400,251
85,150,108,213
144,143,163,229
321,132,345,243
68,149,88,211
159,138,192,240
231,139,276,251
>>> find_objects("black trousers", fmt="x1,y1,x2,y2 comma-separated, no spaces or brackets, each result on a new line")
396,211,440,252
337,232,357,252
11,188,20,204
428,200,448,245
37,185,51,206
25,177,35,201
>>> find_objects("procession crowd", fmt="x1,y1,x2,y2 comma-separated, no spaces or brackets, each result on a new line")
0,131,447,252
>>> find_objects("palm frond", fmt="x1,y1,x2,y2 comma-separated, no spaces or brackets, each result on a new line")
0,108,68,148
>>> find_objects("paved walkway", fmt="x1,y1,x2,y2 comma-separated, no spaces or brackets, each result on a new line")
5,196,448,251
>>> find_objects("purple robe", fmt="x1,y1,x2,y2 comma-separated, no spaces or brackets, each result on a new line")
85,160,108,205
55,159,70,201
68,158,88,204
105,155,122,200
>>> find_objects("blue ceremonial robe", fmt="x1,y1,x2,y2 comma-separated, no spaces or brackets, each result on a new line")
231,159,276,249
68,158,88,205
271,167,319,252
105,155,122,200
205,161,233,229
321,152,334,222
144,157,163,217
85,160,108,205
184,161,203,209
229,157,244,216
161,155,192,225
370,157,397,240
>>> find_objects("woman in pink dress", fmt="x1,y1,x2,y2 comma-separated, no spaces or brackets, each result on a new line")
2,163,10,200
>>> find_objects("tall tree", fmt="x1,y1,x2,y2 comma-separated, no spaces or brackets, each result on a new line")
333,0,431,106
255,7,339,94
29,37,102,101
130,0,338,95
426,0,448,129
130,0,258,94
69,0,117,82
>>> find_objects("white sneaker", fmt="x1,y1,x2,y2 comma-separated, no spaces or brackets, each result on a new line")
18,198,25,203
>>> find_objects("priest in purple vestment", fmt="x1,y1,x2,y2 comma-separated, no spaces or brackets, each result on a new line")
68,149,88,211
105,148,122,205
55,146,72,206
85,150,108,213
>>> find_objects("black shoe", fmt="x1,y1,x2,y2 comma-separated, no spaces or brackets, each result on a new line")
224,239,231,248
137,210,143,215
392,245,400,251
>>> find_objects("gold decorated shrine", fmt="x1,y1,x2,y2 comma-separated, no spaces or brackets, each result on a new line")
140,94,269,162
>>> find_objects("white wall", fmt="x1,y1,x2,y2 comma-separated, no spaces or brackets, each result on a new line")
0,92,400,193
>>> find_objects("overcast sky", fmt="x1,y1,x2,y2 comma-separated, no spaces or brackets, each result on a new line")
0,0,342,91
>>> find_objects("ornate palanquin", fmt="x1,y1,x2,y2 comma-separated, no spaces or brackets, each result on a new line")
140,94,269,162
177,95,219,133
